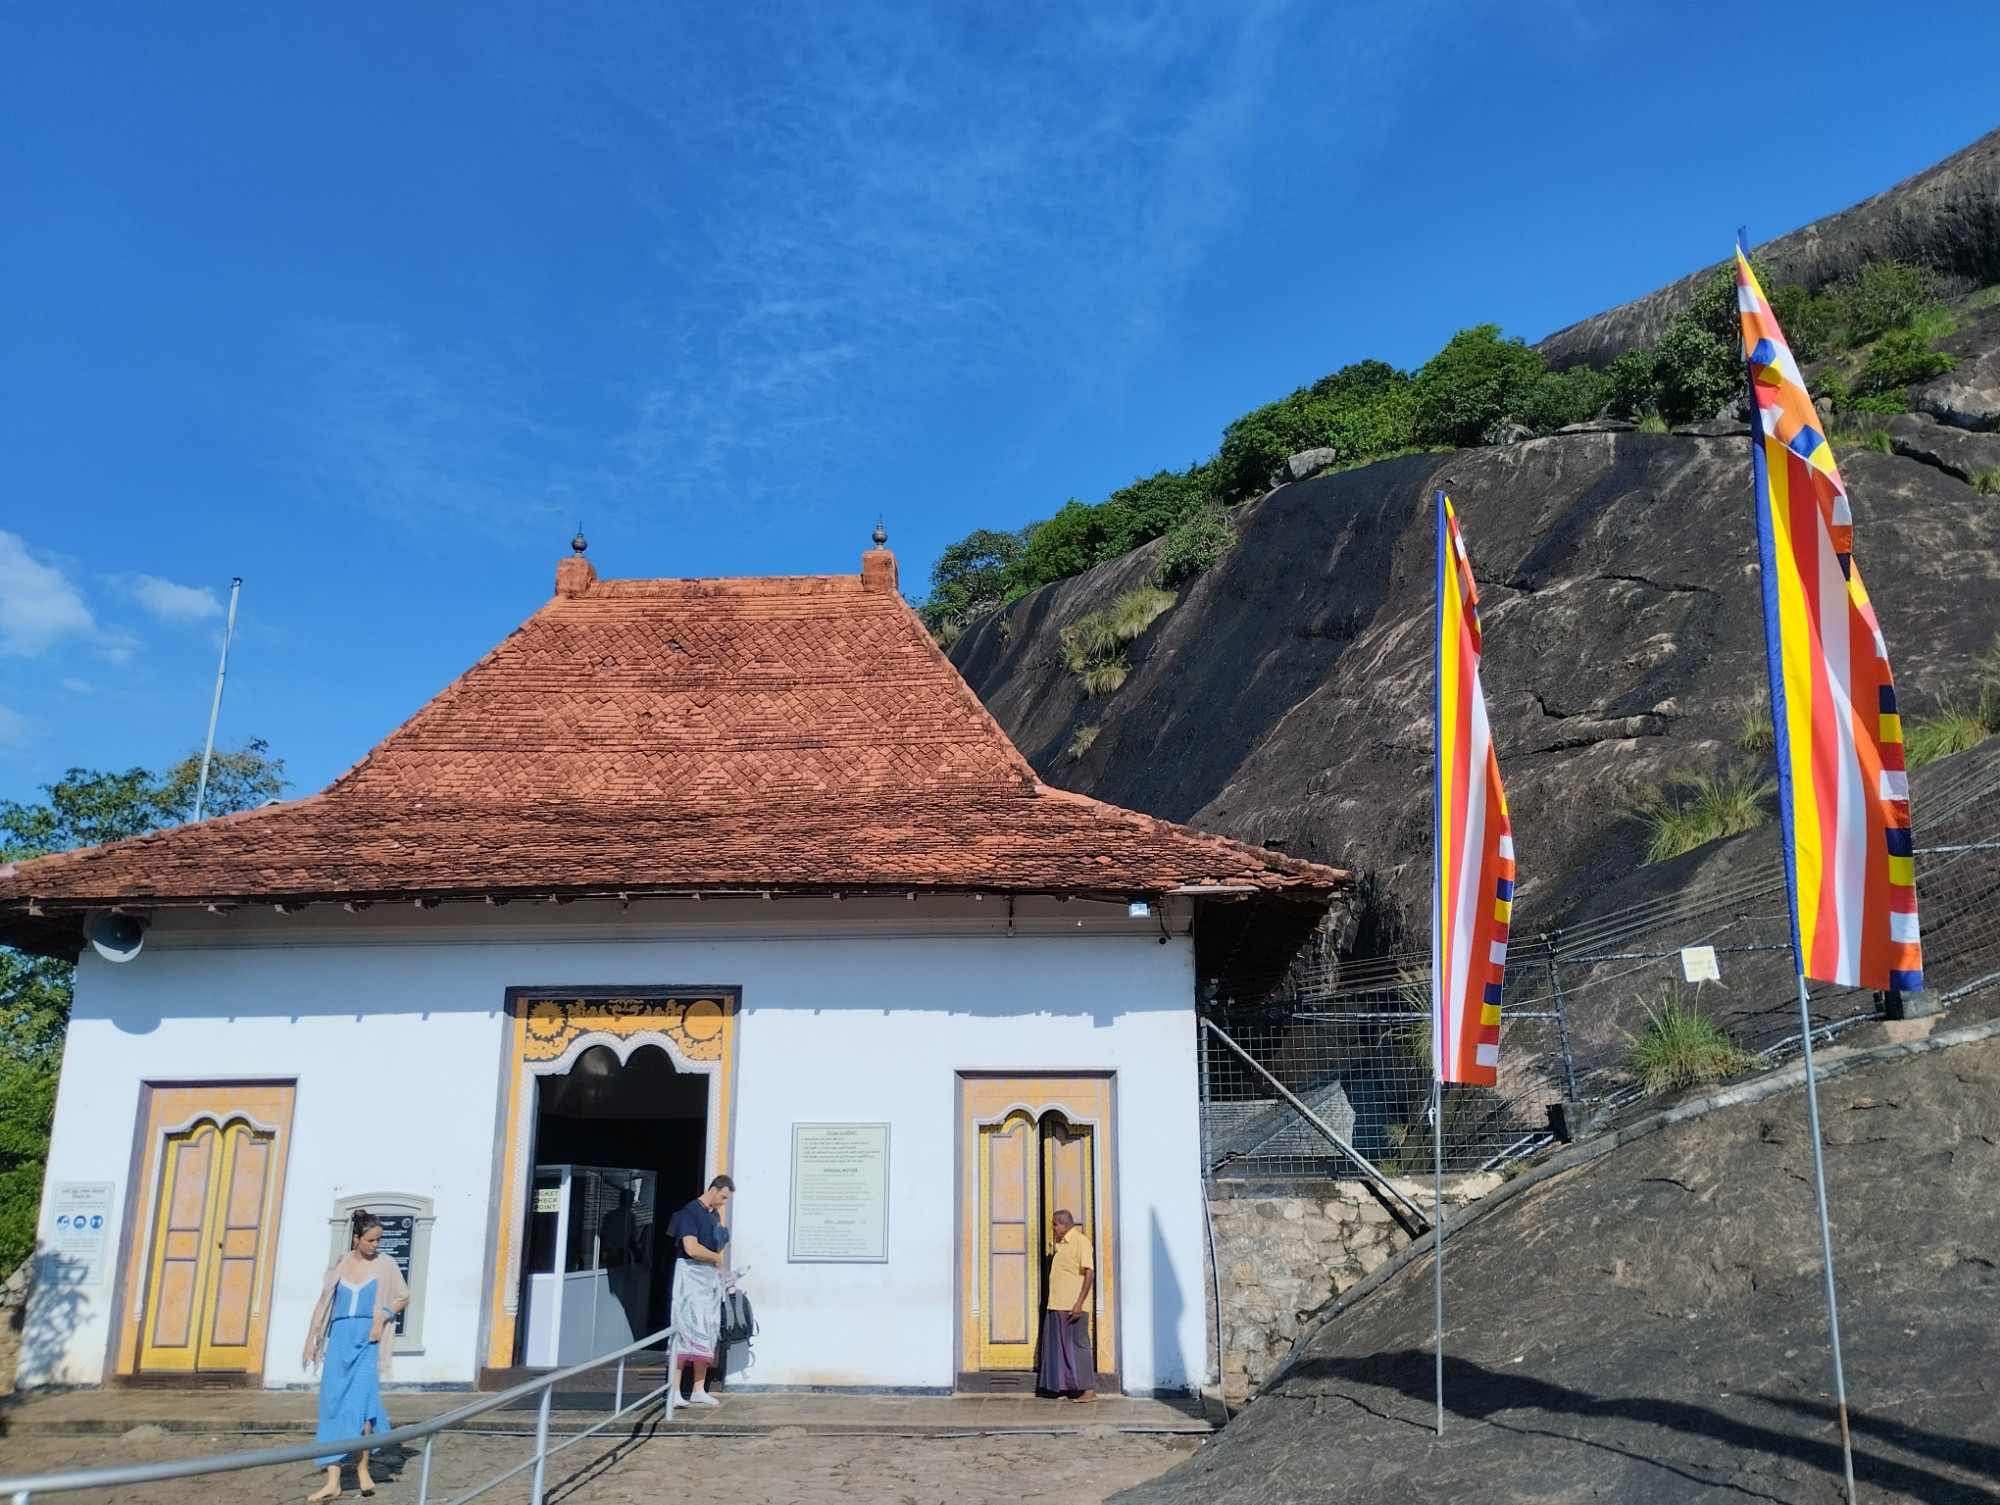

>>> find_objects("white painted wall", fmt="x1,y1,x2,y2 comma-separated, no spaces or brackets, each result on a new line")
19,898,1207,1395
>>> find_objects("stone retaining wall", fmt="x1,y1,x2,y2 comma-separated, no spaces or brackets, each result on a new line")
1,1259,31,1397
1207,1175,1501,1402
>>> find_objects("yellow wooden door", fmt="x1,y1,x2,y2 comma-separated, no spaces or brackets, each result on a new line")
138,1120,275,1373
976,1111,1041,1370
1041,1115,1108,1378
1042,1115,1094,1255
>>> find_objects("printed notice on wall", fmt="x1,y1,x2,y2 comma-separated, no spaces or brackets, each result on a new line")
45,1183,115,1285
788,1124,889,1262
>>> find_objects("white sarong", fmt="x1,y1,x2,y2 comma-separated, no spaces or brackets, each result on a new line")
671,1259,723,1364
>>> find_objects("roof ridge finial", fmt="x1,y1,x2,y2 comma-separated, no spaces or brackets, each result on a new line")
572,523,588,555
872,517,887,548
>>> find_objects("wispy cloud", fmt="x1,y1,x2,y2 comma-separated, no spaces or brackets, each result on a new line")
290,2,1459,552
0,531,95,656
128,575,223,623
0,703,25,743
291,319,579,543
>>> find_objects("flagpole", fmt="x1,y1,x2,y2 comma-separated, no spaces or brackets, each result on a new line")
1736,239,1861,1505
1430,483,1446,1440
1432,1075,1445,1437
191,577,243,824
1792,973,1857,1502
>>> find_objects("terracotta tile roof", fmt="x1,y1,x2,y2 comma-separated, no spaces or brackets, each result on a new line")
0,555,1344,921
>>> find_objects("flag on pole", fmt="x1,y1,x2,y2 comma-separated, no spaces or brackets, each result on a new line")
1432,489,1515,1086
1734,245,1923,991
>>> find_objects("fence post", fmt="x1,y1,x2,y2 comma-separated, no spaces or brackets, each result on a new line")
415,1436,434,1505
529,1384,553,1505
614,1354,626,1415
1542,932,1580,1104
1196,1010,1224,1390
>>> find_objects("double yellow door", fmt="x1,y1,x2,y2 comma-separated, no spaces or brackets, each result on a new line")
138,1119,277,1373
975,1109,1098,1371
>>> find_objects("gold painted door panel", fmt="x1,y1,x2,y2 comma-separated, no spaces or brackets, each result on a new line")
138,1120,275,1373
120,1083,295,1380
976,1113,1041,1369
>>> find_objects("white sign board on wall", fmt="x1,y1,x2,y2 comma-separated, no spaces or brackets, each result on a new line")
788,1124,890,1262
44,1182,115,1285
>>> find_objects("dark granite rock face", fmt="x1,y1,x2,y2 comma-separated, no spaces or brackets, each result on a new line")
1883,410,2000,481
950,432,2000,943
1537,126,2000,371
1111,1030,2000,1505
1911,299,2000,432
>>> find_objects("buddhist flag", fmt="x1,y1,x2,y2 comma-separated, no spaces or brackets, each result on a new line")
1735,244,1923,991
1432,490,1515,1086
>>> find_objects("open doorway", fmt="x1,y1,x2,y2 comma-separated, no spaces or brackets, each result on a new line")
513,1044,708,1366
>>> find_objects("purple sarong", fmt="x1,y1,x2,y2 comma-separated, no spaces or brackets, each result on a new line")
1038,1310,1092,1393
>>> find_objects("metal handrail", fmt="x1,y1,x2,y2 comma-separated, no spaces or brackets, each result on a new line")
1,1325,683,1505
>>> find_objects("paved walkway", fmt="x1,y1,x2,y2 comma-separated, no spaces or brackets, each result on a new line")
0,1384,1215,1438
0,1399,1206,1505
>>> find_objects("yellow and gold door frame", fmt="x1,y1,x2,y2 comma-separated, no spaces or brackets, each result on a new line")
112,1081,296,1382
479,988,739,1377
955,1073,1118,1392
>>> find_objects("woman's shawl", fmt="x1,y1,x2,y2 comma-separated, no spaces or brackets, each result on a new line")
302,1253,411,1380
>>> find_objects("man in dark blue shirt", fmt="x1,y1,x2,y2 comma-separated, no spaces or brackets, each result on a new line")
667,1175,734,1404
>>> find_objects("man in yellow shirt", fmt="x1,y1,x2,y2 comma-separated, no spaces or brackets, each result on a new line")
1039,1209,1096,1402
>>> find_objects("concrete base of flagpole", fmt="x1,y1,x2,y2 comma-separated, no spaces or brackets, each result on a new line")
1881,986,1940,1021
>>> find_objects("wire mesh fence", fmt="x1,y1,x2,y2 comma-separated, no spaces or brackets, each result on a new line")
1201,748,2000,1183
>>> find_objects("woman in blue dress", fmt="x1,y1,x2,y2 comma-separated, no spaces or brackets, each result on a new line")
303,1210,410,1501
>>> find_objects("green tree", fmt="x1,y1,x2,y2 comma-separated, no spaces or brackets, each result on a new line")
922,527,1030,626
0,742,287,1272
1409,325,1547,447
1837,261,1940,344
1853,325,1956,400
1650,318,1741,425
1605,345,1664,420
1518,365,1613,432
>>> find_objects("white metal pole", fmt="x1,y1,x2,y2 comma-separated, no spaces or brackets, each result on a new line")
191,578,242,823
1794,973,1857,1503
1432,1076,1445,1437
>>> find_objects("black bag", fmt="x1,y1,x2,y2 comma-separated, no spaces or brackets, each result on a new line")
720,1287,757,1349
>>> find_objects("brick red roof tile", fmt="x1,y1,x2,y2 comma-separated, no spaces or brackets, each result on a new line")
0,561,1344,917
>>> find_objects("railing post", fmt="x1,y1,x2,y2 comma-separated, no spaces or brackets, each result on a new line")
415,1436,434,1505
614,1354,626,1415
1543,932,1580,1103
529,1384,553,1505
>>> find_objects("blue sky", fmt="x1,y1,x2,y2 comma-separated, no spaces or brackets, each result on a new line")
3,2,1996,805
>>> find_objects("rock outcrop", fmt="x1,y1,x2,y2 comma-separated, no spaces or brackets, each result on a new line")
1537,125,2000,370
950,429,2000,942
1116,1025,2000,1505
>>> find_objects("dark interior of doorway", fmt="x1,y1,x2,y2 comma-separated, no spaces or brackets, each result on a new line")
514,1043,708,1364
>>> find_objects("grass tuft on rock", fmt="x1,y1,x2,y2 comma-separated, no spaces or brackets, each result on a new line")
1734,700,1775,757
1079,659,1129,697
1973,468,2000,497
1904,700,1997,768
1106,586,1177,641
1829,425,1893,454
1065,723,1101,759
1633,766,1776,864
1627,990,1755,1094
1059,587,1175,695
